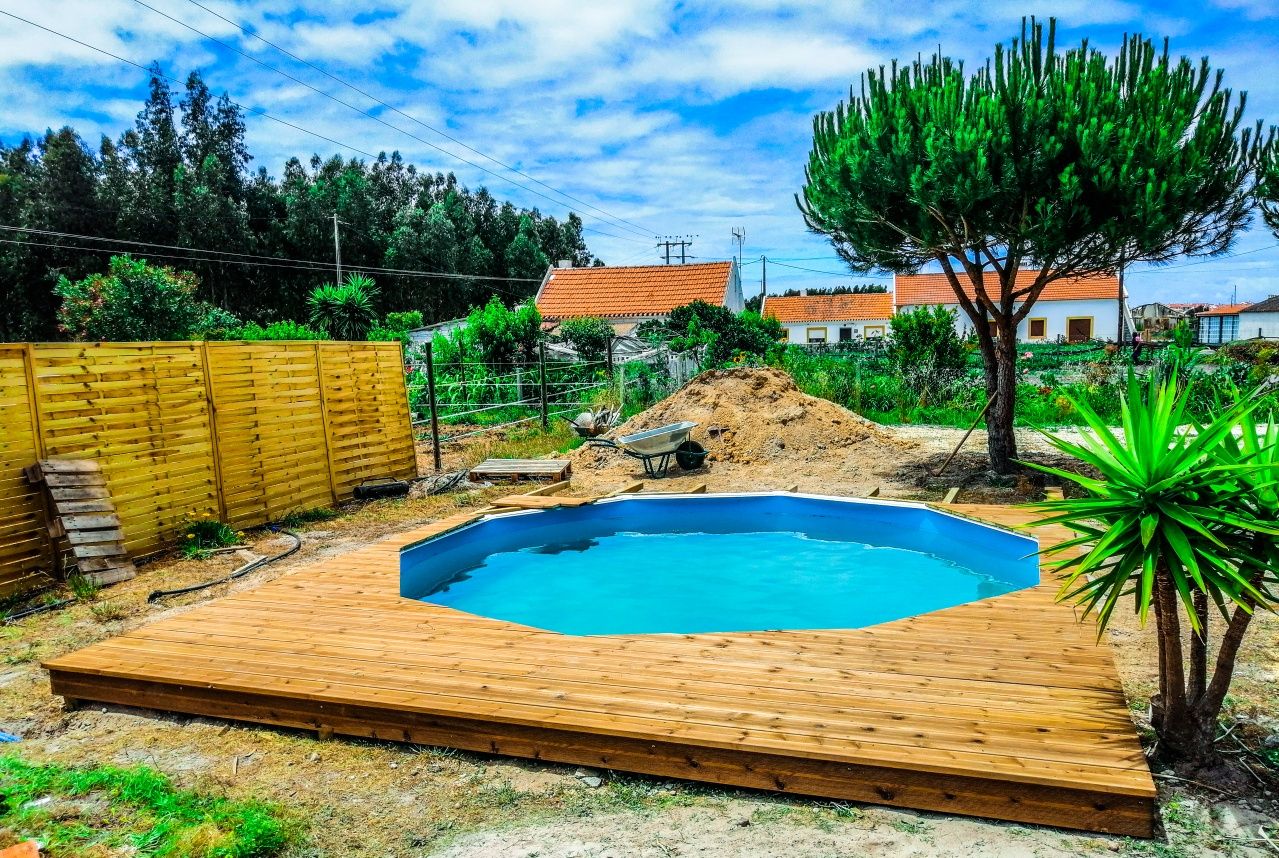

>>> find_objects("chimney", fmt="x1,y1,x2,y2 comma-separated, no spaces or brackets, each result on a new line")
557,259,572,269
800,288,808,297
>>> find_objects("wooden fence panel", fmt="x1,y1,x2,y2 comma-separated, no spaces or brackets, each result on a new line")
31,343,220,559
206,342,340,527
0,340,417,595
0,345,48,596
318,342,417,496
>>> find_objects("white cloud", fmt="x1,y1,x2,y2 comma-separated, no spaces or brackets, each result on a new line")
2,1,1278,297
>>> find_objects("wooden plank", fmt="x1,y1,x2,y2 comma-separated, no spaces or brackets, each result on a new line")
41,472,108,488
490,495,596,510
520,480,572,497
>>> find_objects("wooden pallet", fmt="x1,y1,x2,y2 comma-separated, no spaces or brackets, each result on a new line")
23,460,136,586
469,458,571,482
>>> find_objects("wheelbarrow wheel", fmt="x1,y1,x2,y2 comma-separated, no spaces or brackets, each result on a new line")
675,440,707,471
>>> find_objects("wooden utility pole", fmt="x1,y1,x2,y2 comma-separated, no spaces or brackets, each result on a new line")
424,341,442,471
538,342,549,430
332,212,344,285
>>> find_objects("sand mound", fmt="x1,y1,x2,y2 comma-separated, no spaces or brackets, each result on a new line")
571,368,913,489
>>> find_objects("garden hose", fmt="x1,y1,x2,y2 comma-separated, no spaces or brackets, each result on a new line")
146,529,301,603
3,597,75,623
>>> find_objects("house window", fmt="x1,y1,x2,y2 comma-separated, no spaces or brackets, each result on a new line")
1028,318,1047,340
806,327,827,343
863,325,885,338
838,327,853,342
1066,317,1093,343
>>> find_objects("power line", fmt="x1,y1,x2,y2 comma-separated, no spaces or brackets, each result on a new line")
0,8,647,248
0,227,542,293
765,259,893,279
580,227,651,245
1124,242,1279,275
159,0,654,239
0,237,537,301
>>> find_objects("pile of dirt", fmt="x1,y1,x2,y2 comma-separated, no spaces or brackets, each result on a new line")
570,367,915,493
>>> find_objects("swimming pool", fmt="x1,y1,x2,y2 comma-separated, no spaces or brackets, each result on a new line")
400,493,1040,635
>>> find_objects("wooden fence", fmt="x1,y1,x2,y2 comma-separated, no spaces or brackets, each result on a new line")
0,341,417,597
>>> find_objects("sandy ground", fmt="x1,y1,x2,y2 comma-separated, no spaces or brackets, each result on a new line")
1,368,1276,857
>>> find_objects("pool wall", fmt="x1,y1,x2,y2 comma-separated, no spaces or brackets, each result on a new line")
399,492,1040,603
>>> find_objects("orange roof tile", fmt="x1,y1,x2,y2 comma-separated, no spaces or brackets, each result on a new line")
894,271,1120,306
536,262,734,321
762,293,893,323
1196,303,1249,317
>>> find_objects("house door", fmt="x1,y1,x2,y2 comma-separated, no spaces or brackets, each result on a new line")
1067,317,1093,343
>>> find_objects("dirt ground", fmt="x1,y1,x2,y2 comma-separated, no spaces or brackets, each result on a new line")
1,368,1276,857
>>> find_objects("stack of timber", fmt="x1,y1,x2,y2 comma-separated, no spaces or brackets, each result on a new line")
24,459,135,586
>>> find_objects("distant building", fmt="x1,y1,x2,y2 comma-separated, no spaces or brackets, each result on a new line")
760,292,893,344
1239,295,1279,340
1131,302,1207,336
534,261,743,334
894,271,1127,342
407,317,467,348
1195,304,1248,345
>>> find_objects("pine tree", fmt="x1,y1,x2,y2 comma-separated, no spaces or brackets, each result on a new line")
799,18,1268,473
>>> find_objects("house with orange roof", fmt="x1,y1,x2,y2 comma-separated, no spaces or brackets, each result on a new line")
1195,303,1249,344
1200,296,1279,344
761,292,893,344
534,261,743,334
893,271,1128,343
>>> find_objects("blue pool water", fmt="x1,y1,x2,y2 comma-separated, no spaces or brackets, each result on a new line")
400,494,1039,635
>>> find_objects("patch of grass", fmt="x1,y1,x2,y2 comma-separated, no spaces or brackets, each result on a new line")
0,754,299,857
181,513,240,559
276,507,338,528
88,600,126,623
466,421,580,467
66,574,99,602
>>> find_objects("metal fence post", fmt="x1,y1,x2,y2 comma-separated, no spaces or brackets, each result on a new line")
425,340,442,472
538,342,549,430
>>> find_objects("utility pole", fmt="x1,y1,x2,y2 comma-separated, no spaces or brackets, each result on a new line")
332,212,344,285
1116,259,1126,343
731,228,745,270
761,255,767,298
656,235,694,265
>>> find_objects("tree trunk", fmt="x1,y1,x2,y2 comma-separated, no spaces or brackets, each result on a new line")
985,317,1020,474
1150,567,1255,786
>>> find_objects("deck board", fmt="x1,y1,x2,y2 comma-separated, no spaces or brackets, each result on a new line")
43,499,1156,836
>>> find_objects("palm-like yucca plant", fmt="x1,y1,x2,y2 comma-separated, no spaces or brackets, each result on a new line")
1026,373,1278,782
308,273,379,340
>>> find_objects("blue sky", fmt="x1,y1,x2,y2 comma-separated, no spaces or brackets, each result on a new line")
2,0,1279,304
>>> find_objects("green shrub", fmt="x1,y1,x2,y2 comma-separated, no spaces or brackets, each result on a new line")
181,513,240,559
223,320,327,341
55,255,226,342
558,316,615,361
308,273,379,340
648,301,783,367
367,310,424,346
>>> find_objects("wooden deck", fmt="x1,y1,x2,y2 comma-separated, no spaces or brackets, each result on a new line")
43,499,1156,836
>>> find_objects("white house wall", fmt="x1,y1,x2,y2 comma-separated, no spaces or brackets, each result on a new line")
896,298,1122,342
1238,311,1279,340
782,319,891,343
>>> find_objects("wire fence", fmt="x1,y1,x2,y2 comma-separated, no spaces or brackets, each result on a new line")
403,339,700,469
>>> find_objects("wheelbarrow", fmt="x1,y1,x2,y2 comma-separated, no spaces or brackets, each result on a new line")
589,420,707,478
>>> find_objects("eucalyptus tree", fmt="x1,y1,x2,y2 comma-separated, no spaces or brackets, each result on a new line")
799,18,1269,472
